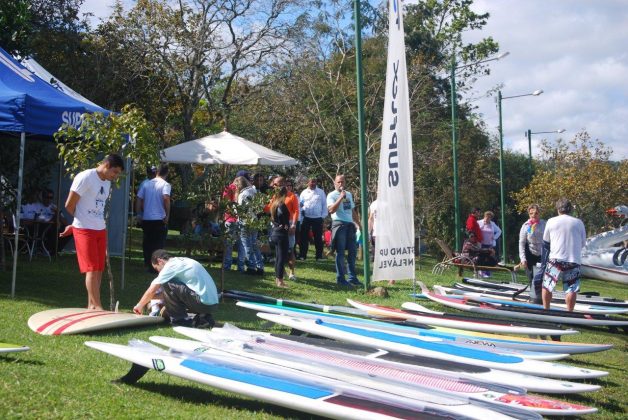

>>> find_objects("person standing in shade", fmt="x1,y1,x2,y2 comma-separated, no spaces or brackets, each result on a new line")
299,176,327,261
136,164,171,273
135,166,156,225
517,204,546,303
327,174,362,287
541,198,586,312
63,154,124,310
234,176,264,275
271,176,299,281
133,249,218,328
267,186,290,288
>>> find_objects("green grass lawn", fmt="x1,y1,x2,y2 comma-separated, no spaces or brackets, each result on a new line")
1,236,626,419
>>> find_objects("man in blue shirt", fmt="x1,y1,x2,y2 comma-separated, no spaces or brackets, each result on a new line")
133,249,219,328
326,175,362,287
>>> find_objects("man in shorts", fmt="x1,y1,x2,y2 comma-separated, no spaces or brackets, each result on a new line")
133,249,218,328
63,154,124,310
540,198,586,311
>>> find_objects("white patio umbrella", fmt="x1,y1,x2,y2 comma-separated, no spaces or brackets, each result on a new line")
160,131,298,166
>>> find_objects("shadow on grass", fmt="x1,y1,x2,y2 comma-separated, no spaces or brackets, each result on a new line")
0,355,45,366
129,380,326,419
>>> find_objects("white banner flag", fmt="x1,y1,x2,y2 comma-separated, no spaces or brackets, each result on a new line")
373,0,415,281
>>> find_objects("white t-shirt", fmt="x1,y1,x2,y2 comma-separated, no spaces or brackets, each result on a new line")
543,214,586,264
369,199,378,237
138,177,171,221
70,168,110,230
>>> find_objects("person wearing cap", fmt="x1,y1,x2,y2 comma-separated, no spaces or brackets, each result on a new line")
298,176,327,261
136,164,171,273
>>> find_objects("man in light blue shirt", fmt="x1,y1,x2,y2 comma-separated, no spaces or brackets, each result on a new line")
327,174,362,287
133,250,219,328
299,176,328,260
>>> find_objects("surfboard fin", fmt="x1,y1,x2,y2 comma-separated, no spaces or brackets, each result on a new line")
114,363,149,384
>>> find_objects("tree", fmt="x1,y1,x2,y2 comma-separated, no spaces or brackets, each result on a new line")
0,0,31,55
512,131,628,234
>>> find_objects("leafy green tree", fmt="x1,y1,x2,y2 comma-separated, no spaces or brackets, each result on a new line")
0,0,32,55
513,131,628,234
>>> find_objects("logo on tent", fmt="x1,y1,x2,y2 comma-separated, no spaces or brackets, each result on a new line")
0,54,35,82
62,111,84,128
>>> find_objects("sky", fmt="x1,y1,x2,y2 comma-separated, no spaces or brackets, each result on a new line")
80,0,628,160
463,0,628,160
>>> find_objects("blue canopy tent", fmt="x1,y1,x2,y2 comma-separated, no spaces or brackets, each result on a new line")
0,47,130,298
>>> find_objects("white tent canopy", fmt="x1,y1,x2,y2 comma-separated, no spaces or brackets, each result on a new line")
160,131,298,166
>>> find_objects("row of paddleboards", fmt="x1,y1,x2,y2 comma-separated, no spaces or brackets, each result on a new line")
415,282,628,327
224,289,579,336
435,286,628,315
461,277,628,307
86,323,600,417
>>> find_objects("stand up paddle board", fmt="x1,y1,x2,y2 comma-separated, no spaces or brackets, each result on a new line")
438,286,628,315
86,340,508,419
157,330,597,416
344,300,611,354
239,300,609,356
461,278,628,307
418,283,628,327
28,308,165,335
229,289,578,336
0,342,30,353
257,313,607,379
175,326,600,395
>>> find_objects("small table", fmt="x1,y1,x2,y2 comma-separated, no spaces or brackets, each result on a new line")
21,219,53,261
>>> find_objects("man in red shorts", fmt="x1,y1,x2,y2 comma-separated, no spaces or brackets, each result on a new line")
63,154,124,310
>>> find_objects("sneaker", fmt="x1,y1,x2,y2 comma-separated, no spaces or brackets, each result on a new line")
337,279,353,287
193,314,215,330
349,279,363,287
170,317,193,327
289,274,297,281
245,268,257,275
256,268,265,276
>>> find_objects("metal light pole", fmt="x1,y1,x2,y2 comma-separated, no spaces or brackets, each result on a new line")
450,52,508,251
354,0,370,290
497,89,543,263
526,128,566,176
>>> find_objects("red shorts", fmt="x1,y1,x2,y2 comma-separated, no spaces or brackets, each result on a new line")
73,228,107,273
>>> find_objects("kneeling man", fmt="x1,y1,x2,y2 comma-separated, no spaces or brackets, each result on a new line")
133,250,218,328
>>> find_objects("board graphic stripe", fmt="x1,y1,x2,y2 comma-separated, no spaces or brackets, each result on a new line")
254,338,486,393
52,312,123,335
36,310,110,333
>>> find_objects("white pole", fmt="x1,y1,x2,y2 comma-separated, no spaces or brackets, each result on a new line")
11,132,26,298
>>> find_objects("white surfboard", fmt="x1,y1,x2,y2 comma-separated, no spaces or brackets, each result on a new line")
153,333,597,417
237,301,598,358
258,313,607,379
85,340,517,420
173,326,601,395
28,308,165,335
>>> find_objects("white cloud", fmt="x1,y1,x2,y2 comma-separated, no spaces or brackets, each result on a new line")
464,0,628,159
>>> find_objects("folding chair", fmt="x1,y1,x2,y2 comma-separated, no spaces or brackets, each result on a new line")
432,238,517,282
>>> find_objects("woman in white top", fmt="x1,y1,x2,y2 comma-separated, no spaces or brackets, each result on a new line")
477,211,501,277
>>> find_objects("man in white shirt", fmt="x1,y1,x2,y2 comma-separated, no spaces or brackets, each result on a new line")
64,154,124,310
298,176,327,260
136,164,171,273
541,198,586,311
133,249,218,328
